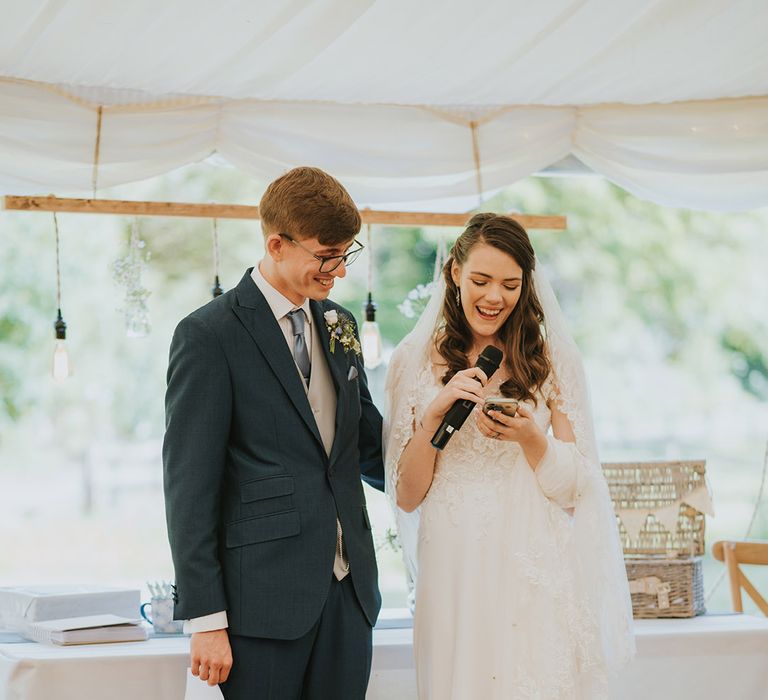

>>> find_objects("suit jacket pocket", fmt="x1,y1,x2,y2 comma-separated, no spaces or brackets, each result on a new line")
225,510,300,548
241,475,294,502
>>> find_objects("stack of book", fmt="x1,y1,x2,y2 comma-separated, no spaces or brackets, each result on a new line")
25,614,147,645
0,584,147,645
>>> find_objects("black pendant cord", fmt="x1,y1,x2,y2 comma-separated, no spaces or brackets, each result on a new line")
53,213,66,338
366,223,372,295
53,212,61,311
365,223,376,321
212,217,223,297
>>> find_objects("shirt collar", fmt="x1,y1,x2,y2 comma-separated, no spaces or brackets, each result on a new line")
251,262,312,324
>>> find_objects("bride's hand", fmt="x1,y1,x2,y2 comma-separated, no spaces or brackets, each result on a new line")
476,403,542,446
422,367,488,430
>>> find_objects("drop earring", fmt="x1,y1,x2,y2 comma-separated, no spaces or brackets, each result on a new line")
455,288,461,304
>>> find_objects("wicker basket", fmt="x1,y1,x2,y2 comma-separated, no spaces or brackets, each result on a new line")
625,556,705,618
602,460,708,557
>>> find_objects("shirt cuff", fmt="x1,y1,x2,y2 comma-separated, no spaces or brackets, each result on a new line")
183,611,229,634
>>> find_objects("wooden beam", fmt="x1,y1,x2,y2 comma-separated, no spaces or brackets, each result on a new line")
2,195,566,230
3,195,261,220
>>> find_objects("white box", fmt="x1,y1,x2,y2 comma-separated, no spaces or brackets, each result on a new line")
0,585,140,632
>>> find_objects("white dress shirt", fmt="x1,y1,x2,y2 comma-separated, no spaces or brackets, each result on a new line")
250,263,313,365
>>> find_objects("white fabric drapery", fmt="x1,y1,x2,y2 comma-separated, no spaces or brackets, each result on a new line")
1,0,767,210
2,1,765,105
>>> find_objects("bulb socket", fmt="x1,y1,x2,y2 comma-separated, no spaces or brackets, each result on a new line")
54,309,67,340
364,292,377,322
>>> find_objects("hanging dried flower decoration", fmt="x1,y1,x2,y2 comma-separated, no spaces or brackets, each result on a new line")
112,218,151,337
397,238,450,319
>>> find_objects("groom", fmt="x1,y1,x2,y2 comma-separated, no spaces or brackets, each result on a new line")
163,167,385,699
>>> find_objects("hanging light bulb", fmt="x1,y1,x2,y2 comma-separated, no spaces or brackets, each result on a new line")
52,309,70,381
361,222,383,369
361,293,383,369
51,212,71,381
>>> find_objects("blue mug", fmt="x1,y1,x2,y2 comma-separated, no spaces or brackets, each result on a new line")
140,596,184,634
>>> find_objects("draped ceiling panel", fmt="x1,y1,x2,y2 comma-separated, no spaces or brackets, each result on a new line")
1,0,767,210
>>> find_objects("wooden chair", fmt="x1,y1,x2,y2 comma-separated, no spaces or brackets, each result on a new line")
712,540,768,615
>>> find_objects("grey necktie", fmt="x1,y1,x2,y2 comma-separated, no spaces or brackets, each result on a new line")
287,309,311,384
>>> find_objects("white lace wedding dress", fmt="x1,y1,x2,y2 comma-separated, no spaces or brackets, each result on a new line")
385,267,634,698
412,364,595,700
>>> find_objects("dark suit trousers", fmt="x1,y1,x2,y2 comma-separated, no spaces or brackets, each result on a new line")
219,575,373,700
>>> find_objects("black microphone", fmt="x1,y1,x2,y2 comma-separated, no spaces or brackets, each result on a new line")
430,345,503,450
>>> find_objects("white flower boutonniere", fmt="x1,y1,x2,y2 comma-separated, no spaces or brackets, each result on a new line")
324,310,361,356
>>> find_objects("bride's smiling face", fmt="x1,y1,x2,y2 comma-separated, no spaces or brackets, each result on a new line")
451,242,523,344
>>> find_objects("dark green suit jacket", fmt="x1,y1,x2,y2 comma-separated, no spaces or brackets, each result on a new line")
163,269,384,639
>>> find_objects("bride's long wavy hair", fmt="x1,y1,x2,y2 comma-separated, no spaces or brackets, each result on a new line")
436,213,551,404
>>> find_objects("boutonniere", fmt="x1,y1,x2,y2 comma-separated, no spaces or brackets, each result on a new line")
324,309,361,356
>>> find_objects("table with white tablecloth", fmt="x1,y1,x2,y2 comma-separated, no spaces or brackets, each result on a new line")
1,614,767,699
612,614,768,699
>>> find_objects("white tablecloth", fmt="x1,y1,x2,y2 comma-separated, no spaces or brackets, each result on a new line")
1,614,767,699
612,615,768,700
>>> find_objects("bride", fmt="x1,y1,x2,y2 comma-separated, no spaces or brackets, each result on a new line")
384,214,634,699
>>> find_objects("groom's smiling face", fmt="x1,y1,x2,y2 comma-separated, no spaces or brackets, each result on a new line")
266,233,354,305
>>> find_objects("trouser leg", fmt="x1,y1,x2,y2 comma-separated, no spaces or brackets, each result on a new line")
220,624,318,700
301,575,373,700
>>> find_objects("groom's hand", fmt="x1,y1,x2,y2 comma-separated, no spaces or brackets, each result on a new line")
191,629,233,686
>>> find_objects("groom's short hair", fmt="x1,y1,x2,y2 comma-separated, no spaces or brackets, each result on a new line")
259,167,361,246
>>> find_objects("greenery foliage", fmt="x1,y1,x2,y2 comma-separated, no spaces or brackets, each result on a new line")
1,164,766,608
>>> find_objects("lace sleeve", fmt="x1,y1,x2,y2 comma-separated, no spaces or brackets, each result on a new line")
534,437,579,508
542,372,559,406
532,373,579,507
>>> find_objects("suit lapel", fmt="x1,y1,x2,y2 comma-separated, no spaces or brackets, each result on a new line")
311,301,349,462
233,271,324,453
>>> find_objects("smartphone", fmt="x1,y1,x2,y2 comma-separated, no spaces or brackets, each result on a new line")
482,396,519,418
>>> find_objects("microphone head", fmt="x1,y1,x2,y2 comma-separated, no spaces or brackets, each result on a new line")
477,345,503,376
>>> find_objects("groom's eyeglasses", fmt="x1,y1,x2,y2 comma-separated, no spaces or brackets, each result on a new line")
279,234,364,273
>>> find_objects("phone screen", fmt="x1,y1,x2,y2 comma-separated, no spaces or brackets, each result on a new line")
483,399,518,418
